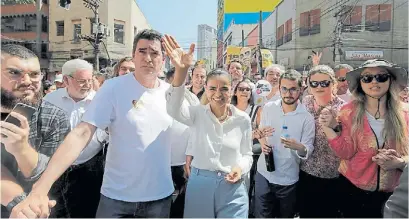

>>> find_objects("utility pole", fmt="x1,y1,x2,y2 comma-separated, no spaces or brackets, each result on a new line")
334,0,343,65
82,0,103,71
241,28,244,47
258,10,263,76
35,0,41,58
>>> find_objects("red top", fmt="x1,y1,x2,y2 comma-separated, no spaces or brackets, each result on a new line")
328,102,408,192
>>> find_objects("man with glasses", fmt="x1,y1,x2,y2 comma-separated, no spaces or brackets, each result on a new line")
334,64,354,102
43,59,107,217
254,70,315,218
1,44,70,217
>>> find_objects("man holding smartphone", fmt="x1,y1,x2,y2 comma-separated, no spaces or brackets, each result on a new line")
0,44,70,217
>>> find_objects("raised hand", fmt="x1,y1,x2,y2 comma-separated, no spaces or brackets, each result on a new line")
0,112,30,155
162,34,195,70
312,51,322,66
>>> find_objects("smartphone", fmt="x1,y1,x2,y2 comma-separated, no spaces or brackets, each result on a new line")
4,103,37,127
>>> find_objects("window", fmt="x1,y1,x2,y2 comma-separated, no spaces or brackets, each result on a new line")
284,18,292,43
41,16,48,33
41,44,47,59
299,12,309,36
114,23,124,44
73,23,81,43
309,9,321,35
276,24,284,47
56,21,64,36
365,4,391,31
342,5,362,32
299,9,321,36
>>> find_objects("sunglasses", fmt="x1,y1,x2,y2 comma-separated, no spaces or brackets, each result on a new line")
337,77,347,82
309,80,331,88
360,74,390,84
237,87,251,92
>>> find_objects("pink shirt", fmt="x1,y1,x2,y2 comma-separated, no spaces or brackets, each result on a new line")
328,102,409,192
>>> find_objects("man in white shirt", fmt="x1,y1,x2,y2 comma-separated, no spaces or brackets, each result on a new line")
334,64,354,102
253,64,284,106
43,59,106,218
12,29,179,218
255,70,315,218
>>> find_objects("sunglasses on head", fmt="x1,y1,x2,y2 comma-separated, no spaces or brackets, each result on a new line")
360,74,390,84
237,87,251,92
309,80,331,88
337,77,347,82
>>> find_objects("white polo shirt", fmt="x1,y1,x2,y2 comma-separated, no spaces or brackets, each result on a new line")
82,73,174,202
257,99,315,186
44,88,105,165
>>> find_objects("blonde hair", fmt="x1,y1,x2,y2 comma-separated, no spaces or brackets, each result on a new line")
351,78,408,155
308,65,338,95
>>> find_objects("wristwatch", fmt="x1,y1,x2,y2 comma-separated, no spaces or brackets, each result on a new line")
6,192,27,212
332,123,342,132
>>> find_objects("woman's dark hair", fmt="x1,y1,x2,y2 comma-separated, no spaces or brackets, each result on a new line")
227,59,243,70
279,69,303,88
231,79,254,106
113,56,132,77
43,80,53,95
200,68,232,105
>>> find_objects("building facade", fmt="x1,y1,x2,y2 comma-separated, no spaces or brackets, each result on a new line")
1,0,50,70
197,24,216,61
258,0,408,71
48,0,150,73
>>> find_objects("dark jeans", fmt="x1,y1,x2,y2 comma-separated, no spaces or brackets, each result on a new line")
170,165,186,218
56,150,105,218
338,174,392,218
297,171,341,218
254,172,298,218
96,194,172,218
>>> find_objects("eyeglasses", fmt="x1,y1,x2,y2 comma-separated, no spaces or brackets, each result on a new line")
337,77,347,82
360,74,390,84
280,87,300,94
237,87,251,92
309,80,332,88
4,68,43,82
68,76,93,86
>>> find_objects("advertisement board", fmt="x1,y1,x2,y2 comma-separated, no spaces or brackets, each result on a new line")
345,51,384,61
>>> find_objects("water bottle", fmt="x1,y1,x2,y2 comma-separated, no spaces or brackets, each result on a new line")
281,126,290,142
265,146,275,172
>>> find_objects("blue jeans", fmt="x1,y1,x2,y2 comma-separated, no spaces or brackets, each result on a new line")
184,167,249,218
96,194,172,218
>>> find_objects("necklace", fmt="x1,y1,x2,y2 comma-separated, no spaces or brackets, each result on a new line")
217,106,230,121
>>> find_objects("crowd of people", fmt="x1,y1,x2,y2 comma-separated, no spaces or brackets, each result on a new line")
1,28,408,218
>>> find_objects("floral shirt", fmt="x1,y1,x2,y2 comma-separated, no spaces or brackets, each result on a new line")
300,95,346,178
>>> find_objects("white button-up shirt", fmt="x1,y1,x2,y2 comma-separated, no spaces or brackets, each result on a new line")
44,88,106,165
166,85,253,175
257,99,315,186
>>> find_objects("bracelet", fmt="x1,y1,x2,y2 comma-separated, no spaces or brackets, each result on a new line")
6,192,27,212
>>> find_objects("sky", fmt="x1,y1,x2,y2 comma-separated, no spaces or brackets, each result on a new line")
136,0,217,55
